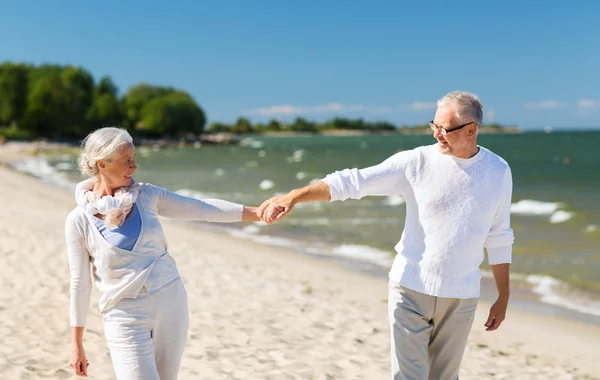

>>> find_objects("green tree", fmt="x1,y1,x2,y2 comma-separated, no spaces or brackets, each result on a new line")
138,91,206,138
86,75,123,129
86,93,123,129
122,83,173,131
291,117,317,132
233,117,253,134
60,66,95,136
22,67,67,138
0,62,30,127
208,122,231,133
97,75,118,97
266,119,282,131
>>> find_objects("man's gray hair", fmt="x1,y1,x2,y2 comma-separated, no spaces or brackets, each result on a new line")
77,126,133,177
437,91,483,127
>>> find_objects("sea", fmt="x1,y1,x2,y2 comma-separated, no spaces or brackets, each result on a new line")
11,131,600,324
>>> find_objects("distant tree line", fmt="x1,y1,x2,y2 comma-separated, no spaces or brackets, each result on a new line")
207,117,398,134
207,117,515,135
0,61,516,141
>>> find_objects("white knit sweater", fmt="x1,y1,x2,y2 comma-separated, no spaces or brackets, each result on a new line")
65,183,244,327
321,144,514,299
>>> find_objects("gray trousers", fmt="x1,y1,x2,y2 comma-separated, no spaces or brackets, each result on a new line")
388,280,478,380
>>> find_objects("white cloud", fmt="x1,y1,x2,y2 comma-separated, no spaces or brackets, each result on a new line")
400,102,437,111
578,99,600,108
524,100,567,110
244,102,436,116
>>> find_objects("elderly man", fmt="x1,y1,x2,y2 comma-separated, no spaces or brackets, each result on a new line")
258,91,514,380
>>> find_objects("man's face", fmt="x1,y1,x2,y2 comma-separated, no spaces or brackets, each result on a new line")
431,105,474,156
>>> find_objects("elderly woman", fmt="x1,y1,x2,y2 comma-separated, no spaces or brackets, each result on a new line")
65,126,261,379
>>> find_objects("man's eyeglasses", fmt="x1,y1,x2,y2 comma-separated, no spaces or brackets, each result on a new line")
429,120,475,136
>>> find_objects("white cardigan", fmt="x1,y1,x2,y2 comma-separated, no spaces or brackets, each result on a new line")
322,144,514,299
65,183,244,327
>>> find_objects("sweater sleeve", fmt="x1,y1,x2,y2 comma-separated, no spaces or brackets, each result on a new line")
152,185,244,222
65,211,93,327
484,167,515,265
321,150,414,202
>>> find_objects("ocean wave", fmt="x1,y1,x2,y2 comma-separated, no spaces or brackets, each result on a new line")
383,195,405,206
55,162,75,171
239,138,264,149
511,199,574,224
526,275,600,317
174,188,245,201
330,244,393,268
511,199,562,215
227,228,300,250
10,156,76,190
259,179,275,190
286,149,306,164
287,218,332,226
549,210,575,224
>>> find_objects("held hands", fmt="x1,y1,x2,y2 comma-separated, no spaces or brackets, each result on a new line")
70,344,89,377
257,194,296,224
484,297,508,331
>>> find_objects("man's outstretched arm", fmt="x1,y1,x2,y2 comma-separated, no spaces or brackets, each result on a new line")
258,181,331,224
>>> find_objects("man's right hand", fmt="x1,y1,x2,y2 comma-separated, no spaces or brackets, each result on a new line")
70,344,89,377
257,194,295,224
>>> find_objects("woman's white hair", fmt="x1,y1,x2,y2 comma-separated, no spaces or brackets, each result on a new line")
77,126,133,177
437,91,483,127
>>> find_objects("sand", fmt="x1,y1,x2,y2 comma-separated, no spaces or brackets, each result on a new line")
1,147,599,379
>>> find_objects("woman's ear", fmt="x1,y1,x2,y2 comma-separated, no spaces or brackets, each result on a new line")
97,160,105,170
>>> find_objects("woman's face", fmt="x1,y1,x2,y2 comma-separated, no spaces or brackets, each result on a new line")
98,143,137,189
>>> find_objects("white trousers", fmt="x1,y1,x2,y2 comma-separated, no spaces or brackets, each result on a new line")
388,280,478,380
102,279,189,380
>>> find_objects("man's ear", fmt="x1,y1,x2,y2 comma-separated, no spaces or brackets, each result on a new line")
468,124,477,136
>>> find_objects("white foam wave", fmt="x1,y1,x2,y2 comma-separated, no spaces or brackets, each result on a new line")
296,172,307,180
287,218,332,226
383,195,405,206
348,217,400,226
55,162,75,171
286,149,306,163
527,275,600,317
259,180,275,190
295,202,324,211
174,188,214,199
239,138,264,149
174,188,245,201
584,224,599,233
549,210,575,224
511,199,562,215
330,244,393,268
227,229,299,250
511,199,574,224
10,156,76,190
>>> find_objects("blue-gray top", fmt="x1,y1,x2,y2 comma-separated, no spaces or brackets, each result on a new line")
92,203,141,251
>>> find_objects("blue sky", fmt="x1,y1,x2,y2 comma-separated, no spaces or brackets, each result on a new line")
1,1,598,130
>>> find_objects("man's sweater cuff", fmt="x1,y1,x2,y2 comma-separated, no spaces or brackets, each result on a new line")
487,246,512,265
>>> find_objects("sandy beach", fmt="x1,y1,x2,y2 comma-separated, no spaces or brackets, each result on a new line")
1,146,599,379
